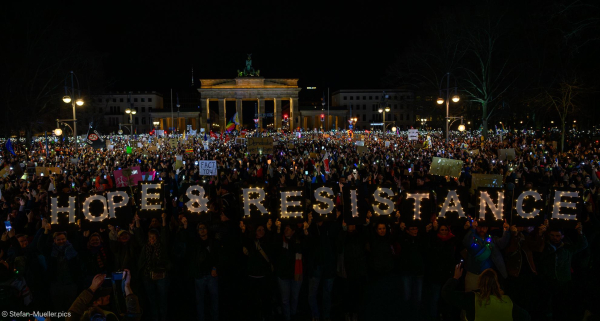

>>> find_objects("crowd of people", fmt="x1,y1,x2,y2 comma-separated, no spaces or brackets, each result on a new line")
0,128,599,321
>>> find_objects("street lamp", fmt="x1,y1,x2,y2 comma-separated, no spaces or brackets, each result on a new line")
61,70,84,150
54,128,63,136
458,124,465,132
437,72,460,143
124,108,137,137
378,106,391,133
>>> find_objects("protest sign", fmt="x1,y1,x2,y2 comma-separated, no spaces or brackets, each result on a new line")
429,157,464,178
470,174,504,194
468,149,480,156
247,137,274,155
408,129,419,141
114,166,143,187
198,160,217,176
357,146,368,154
498,148,516,161
169,138,178,148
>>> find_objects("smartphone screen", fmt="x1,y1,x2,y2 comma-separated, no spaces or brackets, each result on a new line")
4,221,12,232
305,171,308,175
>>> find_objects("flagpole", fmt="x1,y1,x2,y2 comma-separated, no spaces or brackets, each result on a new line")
170,88,174,136
45,131,49,159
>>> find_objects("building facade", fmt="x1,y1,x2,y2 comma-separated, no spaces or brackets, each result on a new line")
331,89,415,130
90,91,164,134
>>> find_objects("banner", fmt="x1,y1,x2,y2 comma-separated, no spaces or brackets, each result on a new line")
429,157,464,178
45,184,586,228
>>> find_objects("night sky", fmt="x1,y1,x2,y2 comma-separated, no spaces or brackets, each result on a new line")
75,0,458,91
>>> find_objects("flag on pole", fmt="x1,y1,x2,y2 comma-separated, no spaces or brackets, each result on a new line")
5,139,15,156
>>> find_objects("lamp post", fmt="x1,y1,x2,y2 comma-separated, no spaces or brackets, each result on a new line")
61,71,84,151
378,106,391,134
124,108,137,137
420,118,427,130
437,72,460,143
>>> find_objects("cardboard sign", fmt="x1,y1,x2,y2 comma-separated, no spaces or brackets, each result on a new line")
174,155,184,171
169,139,178,148
198,160,217,176
247,137,274,155
142,171,156,181
384,141,390,147
408,129,419,141
355,141,365,146
470,174,504,194
498,148,516,161
35,167,61,176
429,157,464,178
468,149,480,156
357,146,368,154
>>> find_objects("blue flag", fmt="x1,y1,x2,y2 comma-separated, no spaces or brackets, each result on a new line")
5,139,15,156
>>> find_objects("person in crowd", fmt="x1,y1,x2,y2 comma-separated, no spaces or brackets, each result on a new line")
240,219,274,321
396,221,429,319
304,213,340,321
136,213,170,321
337,218,368,321
462,219,511,292
425,221,456,321
181,217,219,321
273,219,304,321
442,264,531,321
37,222,81,312
538,222,588,320
67,269,141,321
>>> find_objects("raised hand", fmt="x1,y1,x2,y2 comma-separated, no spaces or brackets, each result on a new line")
239,221,246,233
503,219,510,231
89,274,106,292
433,220,439,231
575,222,583,234
453,263,464,280
83,230,90,238
426,223,433,233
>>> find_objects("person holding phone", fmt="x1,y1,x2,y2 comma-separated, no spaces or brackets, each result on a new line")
66,269,141,321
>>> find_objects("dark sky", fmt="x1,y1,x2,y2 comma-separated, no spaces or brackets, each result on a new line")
74,0,455,92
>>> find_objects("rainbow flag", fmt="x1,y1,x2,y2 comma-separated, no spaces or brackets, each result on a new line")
226,115,236,132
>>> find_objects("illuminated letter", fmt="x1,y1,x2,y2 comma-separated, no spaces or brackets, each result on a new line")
439,190,465,218
406,193,429,220
107,191,129,218
243,188,268,217
186,185,209,213
50,196,77,224
141,183,162,211
373,188,394,216
82,195,109,222
350,189,359,218
516,191,541,219
551,190,579,220
479,191,505,220
314,187,335,215
281,190,303,218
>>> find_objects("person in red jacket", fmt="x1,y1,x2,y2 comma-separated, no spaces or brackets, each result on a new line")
94,173,114,191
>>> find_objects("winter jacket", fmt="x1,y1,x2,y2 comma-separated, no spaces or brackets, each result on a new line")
463,228,511,278
503,231,544,277
337,228,368,278
273,232,303,280
538,233,588,284
426,231,456,284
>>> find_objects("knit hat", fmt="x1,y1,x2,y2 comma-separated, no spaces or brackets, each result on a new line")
117,230,130,238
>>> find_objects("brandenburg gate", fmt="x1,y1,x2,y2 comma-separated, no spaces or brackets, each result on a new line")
198,55,301,131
